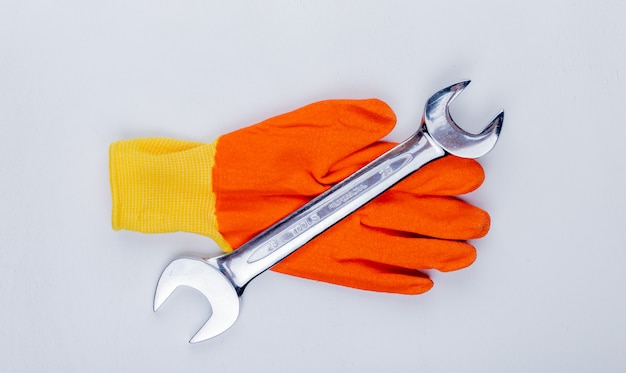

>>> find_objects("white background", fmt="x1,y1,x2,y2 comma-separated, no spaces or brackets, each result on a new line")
2,1,625,372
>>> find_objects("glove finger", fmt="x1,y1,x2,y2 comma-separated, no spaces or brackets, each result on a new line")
328,220,477,272
348,237,478,273
393,155,485,196
359,192,491,240
215,99,396,196
272,258,434,295
323,148,485,196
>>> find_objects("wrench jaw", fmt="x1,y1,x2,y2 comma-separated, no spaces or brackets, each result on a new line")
153,258,241,343
424,81,504,158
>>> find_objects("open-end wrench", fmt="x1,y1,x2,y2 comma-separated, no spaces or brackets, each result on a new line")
153,81,504,343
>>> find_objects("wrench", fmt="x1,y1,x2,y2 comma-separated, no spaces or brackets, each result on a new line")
153,81,504,343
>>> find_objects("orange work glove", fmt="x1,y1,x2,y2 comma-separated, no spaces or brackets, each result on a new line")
110,99,489,294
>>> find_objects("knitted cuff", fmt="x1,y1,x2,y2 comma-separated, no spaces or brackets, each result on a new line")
109,137,232,252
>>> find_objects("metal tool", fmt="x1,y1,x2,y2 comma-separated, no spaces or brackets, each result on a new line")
153,81,504,343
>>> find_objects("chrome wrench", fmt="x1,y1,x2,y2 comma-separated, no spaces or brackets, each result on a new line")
154,81,504,343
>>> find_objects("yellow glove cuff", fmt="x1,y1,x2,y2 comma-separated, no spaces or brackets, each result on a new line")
109,138,232,252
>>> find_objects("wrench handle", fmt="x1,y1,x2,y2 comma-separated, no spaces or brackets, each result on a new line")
214,129,445,292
